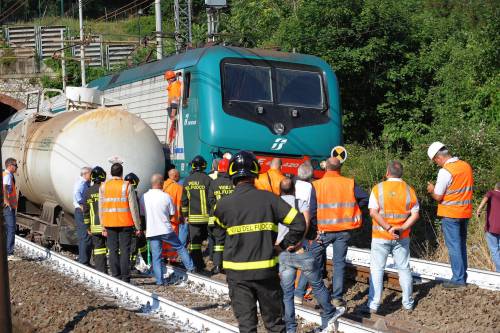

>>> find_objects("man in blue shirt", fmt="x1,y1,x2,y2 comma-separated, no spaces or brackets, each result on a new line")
73,167,92,265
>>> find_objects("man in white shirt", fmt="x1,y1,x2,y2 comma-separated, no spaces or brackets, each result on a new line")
141,174,194,285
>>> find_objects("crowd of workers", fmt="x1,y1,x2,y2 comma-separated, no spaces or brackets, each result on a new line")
3,140,500,333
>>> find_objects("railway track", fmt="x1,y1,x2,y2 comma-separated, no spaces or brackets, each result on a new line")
14,236,238,333
339,246,500,291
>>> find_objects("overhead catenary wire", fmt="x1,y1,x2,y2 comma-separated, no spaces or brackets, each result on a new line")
95,0,151,22
0,0,26,23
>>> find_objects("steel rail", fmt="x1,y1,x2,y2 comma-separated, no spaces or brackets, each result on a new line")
165,265,380,333
14,236,238,333
331,246,500,291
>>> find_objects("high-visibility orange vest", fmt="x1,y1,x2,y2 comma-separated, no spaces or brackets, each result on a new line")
3,171,17,209
167,80,182,103
255,169,285,195
437,160,474,218
101,179,134,228
313,171,362,232
371,180,417,240
163,179,183,225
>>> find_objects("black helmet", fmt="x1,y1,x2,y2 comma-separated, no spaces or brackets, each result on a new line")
191,155,207,172
125,172,140,188
228,151,260,182
91,166,106,183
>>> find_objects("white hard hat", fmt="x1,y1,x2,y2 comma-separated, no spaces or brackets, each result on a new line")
427,141,446,160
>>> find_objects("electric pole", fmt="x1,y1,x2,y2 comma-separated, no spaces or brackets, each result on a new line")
155,0,162,60
174,0,192,54
78,0,86,86
205,1,227,43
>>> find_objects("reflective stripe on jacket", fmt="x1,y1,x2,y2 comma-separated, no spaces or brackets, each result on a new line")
437,160,474,219
83,183,102,234
101,179,134,227
371,180,417,240
181,172,212,224
313,171,362,232
3,171,17,209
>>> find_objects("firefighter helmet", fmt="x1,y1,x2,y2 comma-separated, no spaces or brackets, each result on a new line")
125,172,140,188
228,151,260,182
191,155,207,172
91,166,106,183
164,70,176,80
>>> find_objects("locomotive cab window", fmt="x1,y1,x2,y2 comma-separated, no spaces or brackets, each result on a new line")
223,64,272,103
275,68,324,109
221,58,330,135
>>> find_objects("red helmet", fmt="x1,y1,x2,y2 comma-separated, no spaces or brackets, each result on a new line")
164,70,176,80
218,158,230,173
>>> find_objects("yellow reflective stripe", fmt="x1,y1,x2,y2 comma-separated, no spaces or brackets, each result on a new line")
283,208,298,225
223,257,278,270
200,189,207,215
189,244,202,250
138,245,148,254
214,245,224,252
93,248,107,255
208,216,215,225
214,216,227,229
226,222,277,236
181,207,189,213
83,218,90,225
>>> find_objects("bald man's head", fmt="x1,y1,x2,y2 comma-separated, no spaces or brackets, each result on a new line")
151,174,164,188
325,157,342,171
270,158,282,170
168,168,180,182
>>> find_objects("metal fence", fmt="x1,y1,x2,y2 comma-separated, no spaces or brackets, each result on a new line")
2,25,136,75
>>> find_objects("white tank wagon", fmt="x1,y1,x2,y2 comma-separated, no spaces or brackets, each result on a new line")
1,107,165,246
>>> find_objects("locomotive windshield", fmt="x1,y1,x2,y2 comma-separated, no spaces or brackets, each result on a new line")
221,58,330,135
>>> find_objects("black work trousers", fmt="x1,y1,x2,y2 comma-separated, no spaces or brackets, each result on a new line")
227,277,285,333
91,234,107,274
188,223,208,270
106,227,133,282
210,225,226,268
130,233,148,268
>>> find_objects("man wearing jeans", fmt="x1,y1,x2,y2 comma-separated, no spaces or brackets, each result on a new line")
278,178,345,333
3,158,19,261
362,161,419,313
142,174,194,285
73,166,92,265
427,142,473,288
313,157,369,306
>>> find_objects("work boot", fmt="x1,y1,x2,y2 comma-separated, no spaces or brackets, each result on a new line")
212,266,224,275
358,304,378,314
442,281,466,289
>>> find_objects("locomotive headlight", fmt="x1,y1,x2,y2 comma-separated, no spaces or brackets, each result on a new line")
273,122,285,135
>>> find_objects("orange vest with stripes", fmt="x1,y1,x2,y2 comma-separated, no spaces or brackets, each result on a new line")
3,171,17,209
163,179,183,225
313,171,362,232
101,179,134,228
437,160,473,218
371,180,417,240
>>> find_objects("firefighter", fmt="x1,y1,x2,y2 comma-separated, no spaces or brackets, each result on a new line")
83,166,107,273
208,158,234,274
125,172,148,272
213,151,306,333
181,155,212,271
99,163,142,282
165,70,182,147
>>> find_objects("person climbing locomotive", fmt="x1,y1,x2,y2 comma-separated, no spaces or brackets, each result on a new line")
207,157,234,275
83,166,108,273
126,172,148,273
181,155,212,271
212,151,306,333
165,70,182,147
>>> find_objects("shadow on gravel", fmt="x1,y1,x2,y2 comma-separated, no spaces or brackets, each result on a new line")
59,304,124,333
376,280,437,316
191,302,231,312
